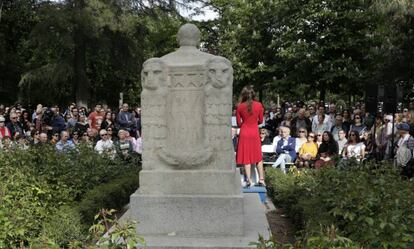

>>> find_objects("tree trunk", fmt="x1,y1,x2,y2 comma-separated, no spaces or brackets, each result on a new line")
73,0,90,108
319,82,326,102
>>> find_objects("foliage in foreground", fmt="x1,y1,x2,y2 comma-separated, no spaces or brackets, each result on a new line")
0,145,141,248
262,162,414,249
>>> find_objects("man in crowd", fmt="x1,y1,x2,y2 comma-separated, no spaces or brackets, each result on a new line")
95,129,115,156
66,107,79,130
337,129,348,155
117,103,135,132
51,107,66,134
331,114,348,141
327,104,337,124
7,112,23,137
38,132,49,146
312,104,331,132
88,104,104,131
308,104,316,120
55,130,75,152
291,108,311,137
273,126,296,173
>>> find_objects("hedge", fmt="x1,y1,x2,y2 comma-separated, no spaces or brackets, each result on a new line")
264,162,414,248
78,171,140,226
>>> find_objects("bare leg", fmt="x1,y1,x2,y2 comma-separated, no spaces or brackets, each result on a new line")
257,161,265,184
244,164,252,185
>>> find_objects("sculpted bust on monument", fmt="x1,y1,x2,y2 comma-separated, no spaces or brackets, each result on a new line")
128,23,267,248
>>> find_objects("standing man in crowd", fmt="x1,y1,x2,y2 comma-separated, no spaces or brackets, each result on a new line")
331,114,348,141
51,107,66,134
117,103,135,133
88,104,104,131
66,107,79,130
312,104,331,133
291,108,311,137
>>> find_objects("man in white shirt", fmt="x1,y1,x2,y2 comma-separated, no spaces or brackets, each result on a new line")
95,129,115,157
311,105,331,132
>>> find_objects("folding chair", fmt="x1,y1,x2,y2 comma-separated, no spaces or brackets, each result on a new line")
262,144,277,166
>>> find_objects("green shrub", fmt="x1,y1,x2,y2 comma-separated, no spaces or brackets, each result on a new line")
0,165,61,248
265,162,414,249
0,146,141,247
0,145,141,201
252,225,361,249
78,172,139,226
40,206,87,248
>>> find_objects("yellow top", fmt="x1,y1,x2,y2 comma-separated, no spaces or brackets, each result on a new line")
299,142,318,158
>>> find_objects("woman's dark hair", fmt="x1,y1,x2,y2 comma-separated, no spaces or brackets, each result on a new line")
103,111,112,121
342,109,351,117
240,85,255,113
322,131,334,143
349,131,361,143
22,110,31,122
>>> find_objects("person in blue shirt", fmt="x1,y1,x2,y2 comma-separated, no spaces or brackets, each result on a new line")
273,126,296,173
55,130,75,152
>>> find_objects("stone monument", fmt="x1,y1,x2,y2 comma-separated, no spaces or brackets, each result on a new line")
126,23,268,248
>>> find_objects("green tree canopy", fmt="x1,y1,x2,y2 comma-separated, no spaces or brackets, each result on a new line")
208,0,385,102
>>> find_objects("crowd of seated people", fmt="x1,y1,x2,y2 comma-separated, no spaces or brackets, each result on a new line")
0,102,142,161
234,100,414,173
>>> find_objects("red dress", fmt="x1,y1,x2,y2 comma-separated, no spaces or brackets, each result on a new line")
236,101,264,164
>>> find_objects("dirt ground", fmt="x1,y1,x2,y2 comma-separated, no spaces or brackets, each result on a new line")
266,207,295,244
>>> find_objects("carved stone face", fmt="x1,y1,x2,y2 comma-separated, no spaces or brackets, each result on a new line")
142,60,165,90
206,59,233,89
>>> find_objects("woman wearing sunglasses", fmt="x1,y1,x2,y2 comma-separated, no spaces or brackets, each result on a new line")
342,130,366,163
349,114,366,138
296,132,318,168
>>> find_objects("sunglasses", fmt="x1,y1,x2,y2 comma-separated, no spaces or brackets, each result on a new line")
354,117,361,119
299,130,306,133
101,134,108,136
11,117,17,119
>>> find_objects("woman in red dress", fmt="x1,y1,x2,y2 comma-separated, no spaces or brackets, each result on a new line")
236,86,265,187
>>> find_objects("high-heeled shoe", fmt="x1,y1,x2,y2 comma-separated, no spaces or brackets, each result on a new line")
255,179,266,187
244,181,251,188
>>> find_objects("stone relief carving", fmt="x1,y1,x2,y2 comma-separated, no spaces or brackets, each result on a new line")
205,57,234,155
140,58,168,168
157,66,213,168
